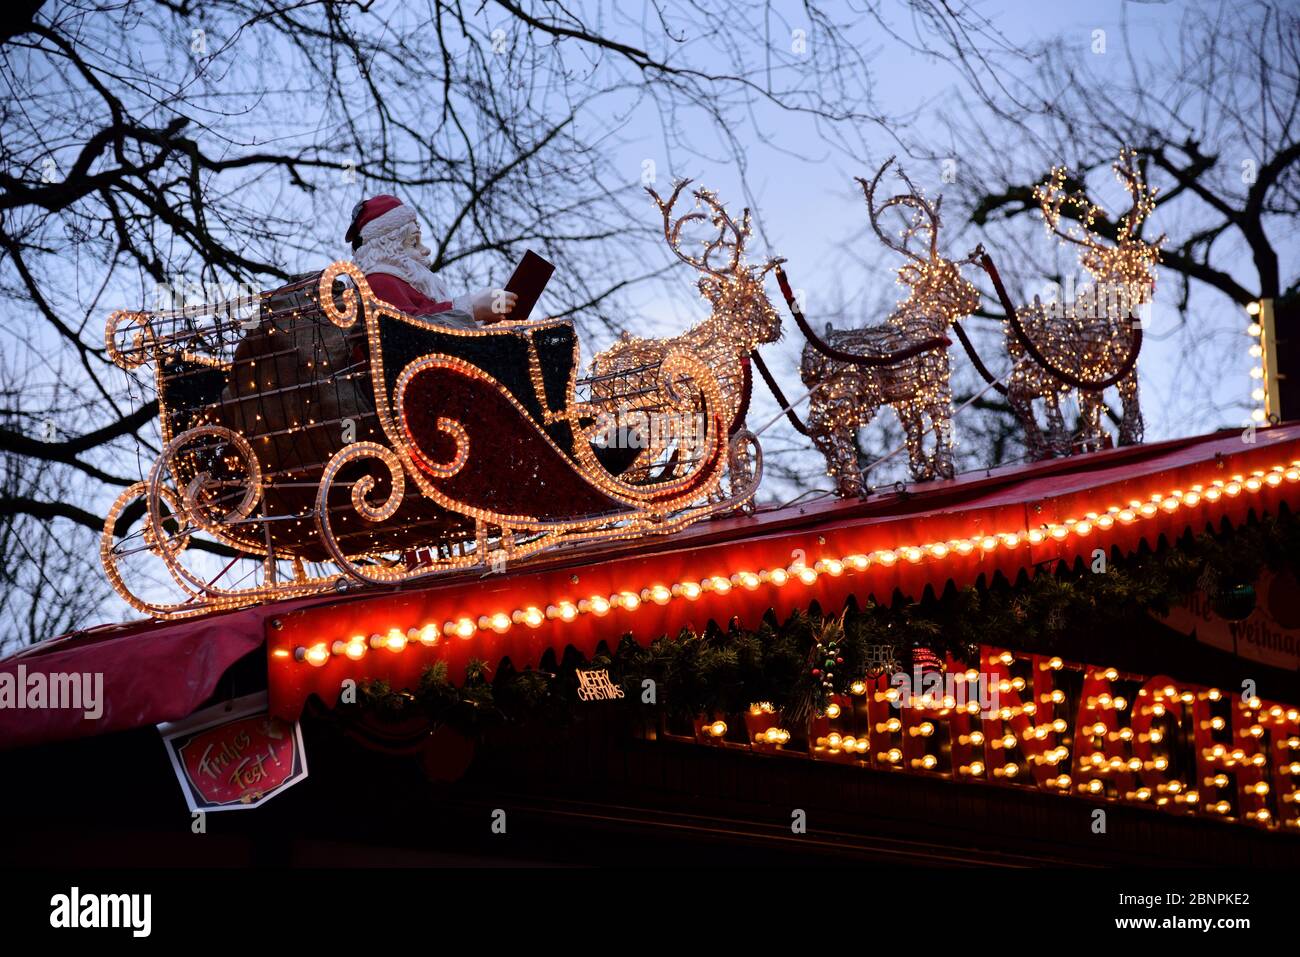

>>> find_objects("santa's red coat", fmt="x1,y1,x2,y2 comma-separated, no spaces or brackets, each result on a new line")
366,272,453,316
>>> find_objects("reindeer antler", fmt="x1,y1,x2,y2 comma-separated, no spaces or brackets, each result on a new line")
1036,148,1166,257
697,187,755,275
858,157,943,262
647,180,776,277
648,179,711,273
1111,147,1159,244
1035,164,1101,251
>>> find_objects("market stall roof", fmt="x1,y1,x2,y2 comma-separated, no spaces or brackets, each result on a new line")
5,424,1300,750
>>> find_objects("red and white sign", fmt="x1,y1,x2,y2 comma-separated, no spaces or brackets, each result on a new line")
159,693,307,812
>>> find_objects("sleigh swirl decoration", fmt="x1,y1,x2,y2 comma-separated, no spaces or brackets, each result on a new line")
101,250,757,618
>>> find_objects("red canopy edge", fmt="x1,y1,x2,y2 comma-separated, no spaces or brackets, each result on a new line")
266,426,1300,720
3,425,1298,748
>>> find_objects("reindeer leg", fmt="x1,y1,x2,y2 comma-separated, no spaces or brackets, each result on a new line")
809,394,866,496
1042,390,1070,456
1074,389,1103,453
725,437,754,507
931,401,955,479
1117,371,1143,445
1013,388,1049,461
896,402,932,482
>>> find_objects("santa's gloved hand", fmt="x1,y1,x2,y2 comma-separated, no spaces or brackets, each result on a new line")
469,288,518,324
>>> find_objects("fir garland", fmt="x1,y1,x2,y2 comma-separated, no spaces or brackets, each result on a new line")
351,507,1300,737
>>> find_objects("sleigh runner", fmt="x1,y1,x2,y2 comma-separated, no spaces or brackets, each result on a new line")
102,261,757,619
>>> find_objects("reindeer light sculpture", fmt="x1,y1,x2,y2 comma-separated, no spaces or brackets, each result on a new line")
800,159,982,495
993,149,1162,457
587,181,783,499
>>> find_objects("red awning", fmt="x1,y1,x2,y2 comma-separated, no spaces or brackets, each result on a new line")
5,424,1300,748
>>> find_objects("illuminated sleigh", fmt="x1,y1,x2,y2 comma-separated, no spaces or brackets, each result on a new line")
102,261,758,618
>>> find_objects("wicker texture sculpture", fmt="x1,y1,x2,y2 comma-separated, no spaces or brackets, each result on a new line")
586,181,780,501
800,160,982,495
997,149,1161,458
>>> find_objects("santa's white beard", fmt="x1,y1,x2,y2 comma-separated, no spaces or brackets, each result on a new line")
352,229,457,306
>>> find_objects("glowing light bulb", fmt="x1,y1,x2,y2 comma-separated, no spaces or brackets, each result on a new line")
818,558,844,576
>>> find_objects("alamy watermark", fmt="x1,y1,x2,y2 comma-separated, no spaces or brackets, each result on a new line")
1037,277,1150,322
50,887,150,937
589,407,707,449
0,666,103,719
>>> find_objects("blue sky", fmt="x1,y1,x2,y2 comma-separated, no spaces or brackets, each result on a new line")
522,0,1293,497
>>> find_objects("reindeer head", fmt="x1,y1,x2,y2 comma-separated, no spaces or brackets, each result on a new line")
859,158,982,327
647,181,785,349
1036,148,1164,303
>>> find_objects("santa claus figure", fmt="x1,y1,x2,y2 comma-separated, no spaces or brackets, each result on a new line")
345,195,515,329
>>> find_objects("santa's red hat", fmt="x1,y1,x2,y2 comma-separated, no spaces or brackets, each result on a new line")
345,194,417,248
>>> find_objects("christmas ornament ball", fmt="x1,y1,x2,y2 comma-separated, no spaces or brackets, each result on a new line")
1212,581,1257,621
